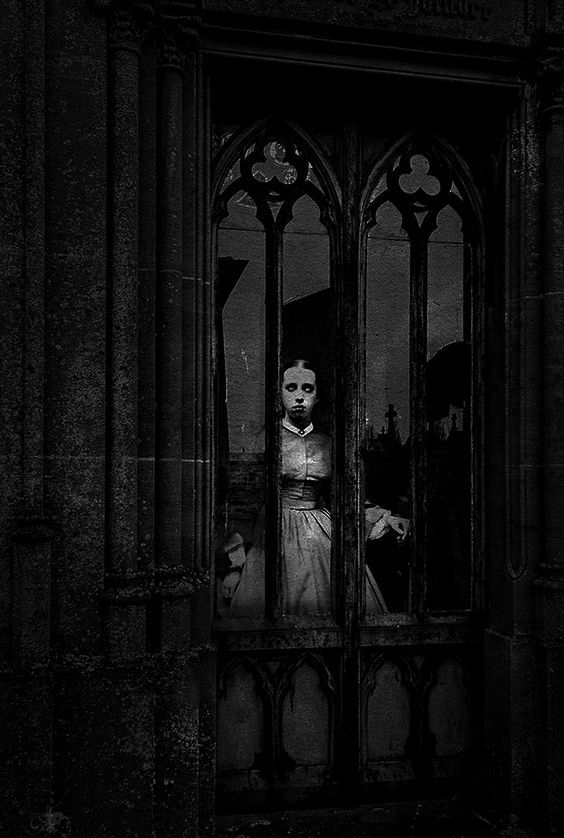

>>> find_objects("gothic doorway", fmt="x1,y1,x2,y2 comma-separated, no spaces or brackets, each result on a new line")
211,66,492,812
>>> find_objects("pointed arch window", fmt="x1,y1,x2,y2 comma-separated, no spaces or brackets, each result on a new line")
213,124,341,622
213,125,482,626
362,139,481,617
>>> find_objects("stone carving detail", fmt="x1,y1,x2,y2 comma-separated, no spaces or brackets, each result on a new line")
94,1,201,60
410,0,492,20
177,16,202,52
218,628,343,651
156,18,200,70
329,0,493,23
94,1,156,51
108,8,144,51
218,651,337,781
361,650,474,776
29,807,72,837
156,25,185,69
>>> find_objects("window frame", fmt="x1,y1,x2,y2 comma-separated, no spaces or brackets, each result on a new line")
359,133,485,622
211,120,485,631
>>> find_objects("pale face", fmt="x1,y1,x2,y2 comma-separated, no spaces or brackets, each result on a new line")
281,366,318,428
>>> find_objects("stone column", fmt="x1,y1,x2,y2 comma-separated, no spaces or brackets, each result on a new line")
535,45,564,836
102,1,148,661
340,122,362,798
152,20,202,837
13,0,52,664
182,29,216,833
9,2,55,826
181,41,196,585
153,21,193,649
482,81,544,816
137,25,157,577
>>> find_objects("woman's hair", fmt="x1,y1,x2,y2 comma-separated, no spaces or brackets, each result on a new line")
280,358,317,378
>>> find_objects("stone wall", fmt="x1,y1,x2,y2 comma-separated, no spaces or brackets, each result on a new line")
1,0,564,836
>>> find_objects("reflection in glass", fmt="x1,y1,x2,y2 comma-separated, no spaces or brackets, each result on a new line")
364,201,412,614
215,191,266,616
251,140,298,185
283,194,332,435
428,206,464,362
426,206,471,611
365,202,410,443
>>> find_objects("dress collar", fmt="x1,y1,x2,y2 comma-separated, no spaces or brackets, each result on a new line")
282,417,314,437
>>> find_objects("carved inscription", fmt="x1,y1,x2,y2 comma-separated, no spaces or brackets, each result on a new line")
336,0,493,22
412,0,491,19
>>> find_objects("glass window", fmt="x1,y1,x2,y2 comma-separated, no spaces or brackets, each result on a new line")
362,143,476,617
214,126,479,624
216,190,266,616
214,129,338,621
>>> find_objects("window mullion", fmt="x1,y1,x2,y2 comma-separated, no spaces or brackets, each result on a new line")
264,219,283,622
465,236,478,613
339,121,362,793
410,231,429,618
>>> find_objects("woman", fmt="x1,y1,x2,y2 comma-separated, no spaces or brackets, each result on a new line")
225,359,387,616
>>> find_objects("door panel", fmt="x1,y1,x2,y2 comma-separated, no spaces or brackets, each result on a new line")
216,646,340,808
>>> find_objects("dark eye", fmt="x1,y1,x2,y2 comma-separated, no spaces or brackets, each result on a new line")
286,383,297,391
303,385,313,393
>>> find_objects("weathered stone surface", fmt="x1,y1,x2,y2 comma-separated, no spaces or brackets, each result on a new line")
154,654,201,837
0,0,25,657
43,0,107,656
2,0,564,836
216,802,539,837
203,0,530,46
54,664,155,837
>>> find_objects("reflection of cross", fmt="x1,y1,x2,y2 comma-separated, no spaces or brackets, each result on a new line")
385,403,397,438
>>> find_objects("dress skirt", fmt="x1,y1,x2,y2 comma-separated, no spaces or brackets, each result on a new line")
229,504,386,617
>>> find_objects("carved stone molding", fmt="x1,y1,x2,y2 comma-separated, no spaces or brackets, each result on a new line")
94,0,156,51
13,515,54,544
103,569,148,599
156,25,184,69
536,47,564,120
176,15,201,52
152,565,210,598
156,17,200,70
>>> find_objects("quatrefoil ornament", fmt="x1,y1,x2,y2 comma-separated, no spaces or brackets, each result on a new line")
240,138,308,203
398,154,441,202
390,151,451,213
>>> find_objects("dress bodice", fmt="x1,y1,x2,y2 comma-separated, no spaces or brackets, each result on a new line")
281,427,331,481
281,427,330,507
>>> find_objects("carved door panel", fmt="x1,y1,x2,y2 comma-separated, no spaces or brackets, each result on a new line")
212,117,483,810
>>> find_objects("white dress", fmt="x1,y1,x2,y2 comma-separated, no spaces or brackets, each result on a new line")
229,423,386,616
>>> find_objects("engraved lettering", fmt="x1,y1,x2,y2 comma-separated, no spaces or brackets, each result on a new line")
410,0,492,20
335,0,493,22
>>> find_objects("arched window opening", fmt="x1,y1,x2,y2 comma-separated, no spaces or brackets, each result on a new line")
213,121,485,809
362,141,480,617
213,126,340,622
